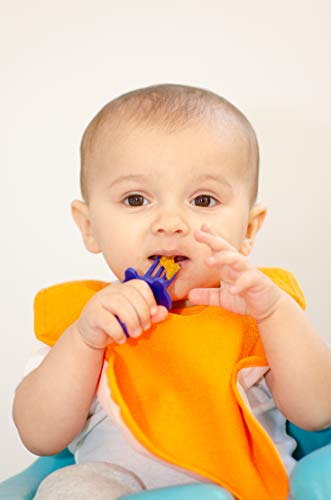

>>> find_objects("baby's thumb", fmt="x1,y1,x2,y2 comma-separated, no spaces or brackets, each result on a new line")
151,305,168,323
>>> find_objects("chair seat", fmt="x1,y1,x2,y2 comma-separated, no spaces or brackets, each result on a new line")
1,423,330,499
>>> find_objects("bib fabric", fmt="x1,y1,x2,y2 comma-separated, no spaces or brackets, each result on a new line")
34,268,305,500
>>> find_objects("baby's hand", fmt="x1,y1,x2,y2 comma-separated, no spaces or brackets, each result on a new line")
188,224,282,323
76,280,168,348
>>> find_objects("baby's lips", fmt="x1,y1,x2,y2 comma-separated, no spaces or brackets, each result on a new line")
148,254,189,263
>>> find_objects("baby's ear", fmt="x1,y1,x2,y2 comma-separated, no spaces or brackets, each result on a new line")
240,204,267,256
71,200,101,254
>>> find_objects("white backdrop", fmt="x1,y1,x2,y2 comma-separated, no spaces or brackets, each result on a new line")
1,0,330,480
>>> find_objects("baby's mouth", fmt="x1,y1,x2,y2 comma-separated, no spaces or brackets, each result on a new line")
148,255,189,264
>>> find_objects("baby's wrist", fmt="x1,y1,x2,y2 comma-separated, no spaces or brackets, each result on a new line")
255,290,286,327
72,321,107,351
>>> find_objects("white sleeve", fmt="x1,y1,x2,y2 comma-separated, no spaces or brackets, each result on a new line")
246,376,298,476
23,339,51,377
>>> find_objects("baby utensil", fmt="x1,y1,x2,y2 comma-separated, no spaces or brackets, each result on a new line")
118,256,180,337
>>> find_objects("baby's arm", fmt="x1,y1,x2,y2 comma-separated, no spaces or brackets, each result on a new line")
13,280,167,456
189,224,331,431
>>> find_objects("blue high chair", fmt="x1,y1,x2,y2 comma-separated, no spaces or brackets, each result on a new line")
1,422,330,499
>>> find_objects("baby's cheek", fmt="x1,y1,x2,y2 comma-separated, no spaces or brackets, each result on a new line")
195,266,221,289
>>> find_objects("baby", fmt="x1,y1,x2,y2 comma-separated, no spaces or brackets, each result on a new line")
13,84,331,500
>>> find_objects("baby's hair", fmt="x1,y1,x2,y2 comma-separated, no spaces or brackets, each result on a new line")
80,83,259,204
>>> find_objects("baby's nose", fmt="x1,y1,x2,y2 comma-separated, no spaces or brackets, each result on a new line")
151,213,189,236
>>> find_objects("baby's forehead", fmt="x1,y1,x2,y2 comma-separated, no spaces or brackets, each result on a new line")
92,117,254,203
80,88,259,203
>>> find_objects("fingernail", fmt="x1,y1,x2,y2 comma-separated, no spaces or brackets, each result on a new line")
132,328,142,338
143,323,151,331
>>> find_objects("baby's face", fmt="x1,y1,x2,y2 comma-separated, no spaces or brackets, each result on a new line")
83,119,255,302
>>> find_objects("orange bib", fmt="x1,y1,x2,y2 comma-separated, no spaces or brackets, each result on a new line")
34,268,305,500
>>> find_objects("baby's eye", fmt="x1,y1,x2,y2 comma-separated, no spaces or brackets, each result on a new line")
123,194,148,207
191,195,218,207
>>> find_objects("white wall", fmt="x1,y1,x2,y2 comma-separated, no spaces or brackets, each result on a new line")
1,0,330,480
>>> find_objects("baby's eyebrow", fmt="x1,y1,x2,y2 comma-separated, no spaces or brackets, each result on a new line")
108,172,232,190
108,174,150,188
194,174,232,189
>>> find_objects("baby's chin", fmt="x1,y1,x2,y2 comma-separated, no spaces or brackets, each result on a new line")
168,282,198,308
171,297,196,309
169,276,219,303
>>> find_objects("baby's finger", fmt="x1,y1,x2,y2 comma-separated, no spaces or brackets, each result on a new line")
128,279,159,315
101,293,144,339
207,250,249,272
95,305,128,345
200,222,214,234
194,228,235,253
121,283,158,333
188,287,222,307
150,305,168,323
229,269,262,295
